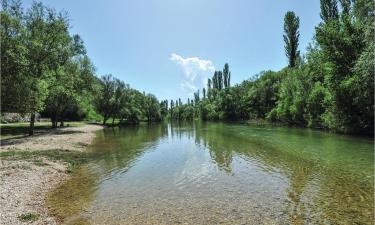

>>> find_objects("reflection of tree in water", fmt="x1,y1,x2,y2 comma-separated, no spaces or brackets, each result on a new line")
50,123,373,225
90,124,169,175
169,121,195,140
195,123,233,174
170,121,234,173
192,122,373,225
48,124,169,224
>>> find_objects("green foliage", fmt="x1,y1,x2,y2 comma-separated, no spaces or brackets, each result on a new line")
246,71,282,119
1,0,373,135
306,82,329,127
144,94,162,122
18,213,39,222
1,1,167,132
94,74,115,125
320,0,339,22
170,0,373,135
283,11,300,68
271,69,309,125
94,75,164,125
314,0,374,133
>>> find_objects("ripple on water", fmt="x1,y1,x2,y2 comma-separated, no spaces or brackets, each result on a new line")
48,123,374,225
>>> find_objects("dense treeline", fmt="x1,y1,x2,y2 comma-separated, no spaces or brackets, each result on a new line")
169,0,374,135
1,0,165,134
94,74,163,125
1,0,373,135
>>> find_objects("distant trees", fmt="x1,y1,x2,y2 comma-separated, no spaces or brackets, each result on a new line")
168,1,373,135
93,75,164,125
144,94,162,122
283,11,300,68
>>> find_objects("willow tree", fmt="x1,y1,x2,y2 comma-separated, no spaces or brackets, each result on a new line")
1,0,28,114
24,2,72,135
95,74,115,125
283,11,300,68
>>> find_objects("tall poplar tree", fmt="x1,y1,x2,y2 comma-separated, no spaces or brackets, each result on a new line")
283,11,300,68
320,0,339,22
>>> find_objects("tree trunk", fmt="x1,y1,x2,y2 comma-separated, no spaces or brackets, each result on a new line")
103,115,107,125
29,113,35,136
60,111,66,127
51,112,57,128
112,117,115,126
59,115,64,127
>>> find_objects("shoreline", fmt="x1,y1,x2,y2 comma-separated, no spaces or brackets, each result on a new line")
0,124,103,225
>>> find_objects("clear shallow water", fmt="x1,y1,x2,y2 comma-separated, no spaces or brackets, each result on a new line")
49,122,374,225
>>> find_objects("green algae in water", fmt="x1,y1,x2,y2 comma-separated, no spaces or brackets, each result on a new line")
48,122,374,225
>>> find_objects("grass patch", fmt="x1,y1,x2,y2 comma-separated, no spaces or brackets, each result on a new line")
0,149,90,173
0,121,88,140
33,159,48,167
18,212,39,222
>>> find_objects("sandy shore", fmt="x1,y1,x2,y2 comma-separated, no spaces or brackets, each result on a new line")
0,124,103,225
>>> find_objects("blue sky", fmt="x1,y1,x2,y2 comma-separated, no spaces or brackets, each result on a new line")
24,0,321,101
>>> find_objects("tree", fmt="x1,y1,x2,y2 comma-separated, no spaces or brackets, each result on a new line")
160,100,168,119
283,11,300,68
217,71,223,90
212,72,218,89
24,2,73,134
1,0,28,114
315,0,373,133
194,90,200,105
170,100,174,119
95,74,115,125
320,0,339,22
44,36,88,127
223,63,231,88
110,79,126,125
121,88,144,124
144,94,161,122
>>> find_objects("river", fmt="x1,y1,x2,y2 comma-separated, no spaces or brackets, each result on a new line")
48,122,374,225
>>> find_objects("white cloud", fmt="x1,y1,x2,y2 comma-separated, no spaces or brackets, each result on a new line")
170,53,215,94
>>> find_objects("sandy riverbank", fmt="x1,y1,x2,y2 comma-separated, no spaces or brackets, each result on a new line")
0,124,103,225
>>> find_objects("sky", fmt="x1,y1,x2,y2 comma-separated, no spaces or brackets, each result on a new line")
23,0,321,101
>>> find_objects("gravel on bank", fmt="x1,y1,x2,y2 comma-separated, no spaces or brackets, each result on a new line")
0,124,103,225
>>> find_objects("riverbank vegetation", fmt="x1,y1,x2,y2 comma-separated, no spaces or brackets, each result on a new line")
1,0,164,135
169,0,374,135
2,0,373,135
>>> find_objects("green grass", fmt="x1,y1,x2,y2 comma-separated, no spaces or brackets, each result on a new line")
0,121,87,140
33,159,49,166
18,212,39,222
0,149,90,173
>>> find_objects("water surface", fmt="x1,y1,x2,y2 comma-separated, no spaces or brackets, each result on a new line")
49,122,374,225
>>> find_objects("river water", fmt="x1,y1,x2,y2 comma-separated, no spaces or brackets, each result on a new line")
49,122,374,225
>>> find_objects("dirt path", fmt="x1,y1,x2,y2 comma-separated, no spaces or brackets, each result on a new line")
0,124,103,225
